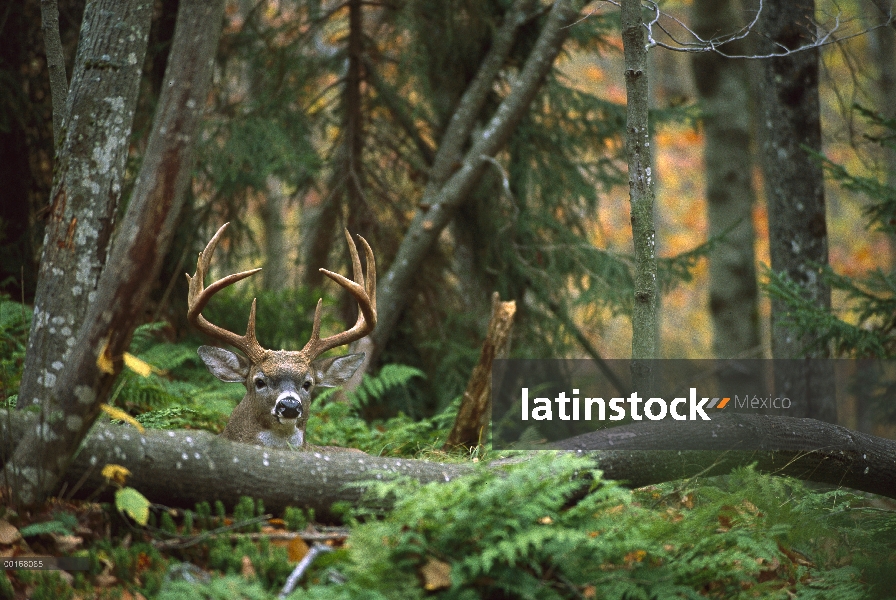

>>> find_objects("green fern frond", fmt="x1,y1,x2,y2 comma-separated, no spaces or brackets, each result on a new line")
350,364,425,409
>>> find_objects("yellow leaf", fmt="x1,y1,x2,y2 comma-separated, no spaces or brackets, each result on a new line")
96,339,114,374
123,353,154,377
102,464,131,486
419,558,451,591
115,487,150,526
100,404,145,433
287,537,310,563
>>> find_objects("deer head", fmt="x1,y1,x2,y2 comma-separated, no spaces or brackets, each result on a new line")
186,223,376,449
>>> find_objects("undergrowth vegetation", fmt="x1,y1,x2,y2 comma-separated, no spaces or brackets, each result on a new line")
2,298,896,598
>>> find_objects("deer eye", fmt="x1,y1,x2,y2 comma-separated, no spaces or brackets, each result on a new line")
254,378,267,390
302,380,312,391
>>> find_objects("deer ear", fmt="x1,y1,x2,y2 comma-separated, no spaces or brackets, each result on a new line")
312,353,365,388
198,346,250,382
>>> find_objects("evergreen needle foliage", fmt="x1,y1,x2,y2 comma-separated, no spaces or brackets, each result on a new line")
764,107,896,359
296,455,894,599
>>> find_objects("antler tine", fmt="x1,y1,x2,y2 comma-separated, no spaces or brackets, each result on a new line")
300,230,377,360
186,223,268,362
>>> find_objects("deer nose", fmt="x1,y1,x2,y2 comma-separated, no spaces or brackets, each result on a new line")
274,396,302,420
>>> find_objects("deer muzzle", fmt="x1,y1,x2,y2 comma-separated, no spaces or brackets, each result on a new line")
273,393,302,422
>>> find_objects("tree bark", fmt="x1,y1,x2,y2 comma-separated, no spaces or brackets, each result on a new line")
3,0,226,506
621,0,659,391
758,0,834,421
261,177,287,292
690,0,761,364
344,0,367,236
867,6,896,269
370,0,578,365
2,411,894,519
549,413,896,497
860,3,896,433
302,0,367,295
40,0,69,144
443,293,516,450
18,0,153,411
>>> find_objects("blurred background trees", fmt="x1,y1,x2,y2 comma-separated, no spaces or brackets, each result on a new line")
2,0,895,431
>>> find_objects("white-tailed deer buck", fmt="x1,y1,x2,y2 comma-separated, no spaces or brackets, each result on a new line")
186,223,376,449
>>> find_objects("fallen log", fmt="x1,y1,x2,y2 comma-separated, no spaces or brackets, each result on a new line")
2,411,894,519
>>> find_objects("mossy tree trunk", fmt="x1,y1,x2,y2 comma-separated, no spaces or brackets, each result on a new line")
3,0,226,506
621,0,659,390
18,0,153,411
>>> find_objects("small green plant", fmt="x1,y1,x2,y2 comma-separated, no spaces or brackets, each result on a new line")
11,570,73,600
283,506,313,531
306,372,458,456
18,511,78,537
158,574,271,600
0,295,30,404
297,455,892,599
99,321,245,432
349,363,425,409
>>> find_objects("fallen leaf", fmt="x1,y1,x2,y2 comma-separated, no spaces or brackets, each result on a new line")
288,537,309,563
51,534,83,553
419,557,451,591
115,487,151,525
94,572,118,587
0,520,21,545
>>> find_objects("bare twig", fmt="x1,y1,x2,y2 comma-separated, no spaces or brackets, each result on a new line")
151,523,349,551
279,544,334,598
152,514,274,550
595,0,895,58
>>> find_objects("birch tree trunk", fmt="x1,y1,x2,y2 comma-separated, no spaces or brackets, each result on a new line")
3,0,226,506
18,0,153,410
621,0,659,390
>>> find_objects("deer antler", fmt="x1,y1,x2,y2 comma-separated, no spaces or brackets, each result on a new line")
186,223,268,363
300,229,377,360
